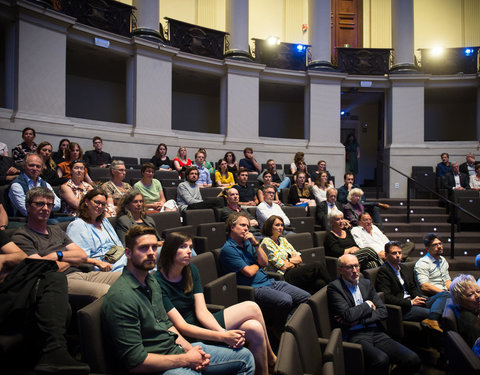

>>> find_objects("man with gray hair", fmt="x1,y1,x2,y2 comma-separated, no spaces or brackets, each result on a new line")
315,187,344,230
444,162,469,191
460,152,480,176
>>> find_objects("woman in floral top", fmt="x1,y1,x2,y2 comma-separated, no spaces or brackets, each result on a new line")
60,160,93,216
260,215,330,294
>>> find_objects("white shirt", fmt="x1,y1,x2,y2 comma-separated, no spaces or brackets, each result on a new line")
256,201,290,228
351,224,389,254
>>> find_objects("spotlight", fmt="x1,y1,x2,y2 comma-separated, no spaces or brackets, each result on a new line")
431,46,444,57
340,111,345,116
465,48,474,56
267,36,280,46
296,44,305,52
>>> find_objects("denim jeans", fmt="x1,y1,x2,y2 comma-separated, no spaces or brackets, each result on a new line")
278,177,291,191
159,343,255,375
425,290,450,320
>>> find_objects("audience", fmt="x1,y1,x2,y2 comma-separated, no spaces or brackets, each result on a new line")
215,158,235,189
256,185,290,229
151,143,173,170
83,136,112,168
292,161,312,185
101,225,255,375
12,187,118,300
12,127,37,163
59,160,93,216
36,141,67,186
436,152,451,177
287,171,316,208
260,215,330,294
224,151,239,176
134,162,177,211
256,171,281,204
52,138,70,165
102,160,132,208
66,188,126,272
233,168,258,206
257,159,290,191
327,253,421,375
312,171,332,204
8,153,61,217
343,188,365,226
239,147,261,173
156,231,276,375
311,160,334,186
173,145,192,175
469,163,480,190
177,166,222,212
289,151,304,174
115,190,162,246
220,188,260,231
192,150,212,188
460,152,480,176
198,148,216,173
324,210,382,271
57,142,93,183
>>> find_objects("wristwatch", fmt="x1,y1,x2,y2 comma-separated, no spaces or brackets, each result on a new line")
56,250,63,261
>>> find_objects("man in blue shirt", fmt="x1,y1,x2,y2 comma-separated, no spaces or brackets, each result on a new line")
220,212,309,329
239,147,261,173
435,152,451,177
193,150,212,188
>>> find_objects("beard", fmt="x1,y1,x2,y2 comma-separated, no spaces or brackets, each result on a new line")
131,257,156,271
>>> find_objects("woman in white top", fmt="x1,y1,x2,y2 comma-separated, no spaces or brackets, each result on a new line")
312,171,332,204
469,164,480,190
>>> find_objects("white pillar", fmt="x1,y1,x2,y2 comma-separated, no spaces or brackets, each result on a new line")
132,0,163,42
225,0,251,60
391,0,417,72
308,0,334,70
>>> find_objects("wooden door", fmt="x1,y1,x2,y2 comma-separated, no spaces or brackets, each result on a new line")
331,0,362,62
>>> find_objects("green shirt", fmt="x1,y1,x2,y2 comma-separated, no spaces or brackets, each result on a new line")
101,268,184,372
133,179,163,205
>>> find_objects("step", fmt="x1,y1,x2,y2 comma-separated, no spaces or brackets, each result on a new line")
382,222,452,233
408,245,480,258
385,206,446,215
380,198,441,207
380,213,450,224
387,231,480,244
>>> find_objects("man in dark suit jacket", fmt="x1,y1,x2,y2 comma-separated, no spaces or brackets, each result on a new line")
316,187,344,230
375,241,442,332
83,136,112,168
459,153,480,176
327,254,420,375
444,162,470,191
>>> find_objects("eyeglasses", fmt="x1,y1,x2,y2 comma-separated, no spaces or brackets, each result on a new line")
31,201,54,209
265,191,275,194
342,264,360,270
92,200,106,207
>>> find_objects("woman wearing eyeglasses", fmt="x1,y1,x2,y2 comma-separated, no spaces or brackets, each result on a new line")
66,188,126,272
59,160,93,216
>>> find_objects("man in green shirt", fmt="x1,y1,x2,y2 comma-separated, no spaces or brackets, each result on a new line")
101,225,255,374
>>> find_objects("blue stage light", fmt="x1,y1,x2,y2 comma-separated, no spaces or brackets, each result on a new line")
464,48,474,56
340,111,345,116
296,44,305,52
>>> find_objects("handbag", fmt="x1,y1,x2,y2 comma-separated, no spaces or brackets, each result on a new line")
102,223,125,264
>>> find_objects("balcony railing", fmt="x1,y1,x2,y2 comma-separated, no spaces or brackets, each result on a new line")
417,47,479,75
336,47,392,75
252,39,310,71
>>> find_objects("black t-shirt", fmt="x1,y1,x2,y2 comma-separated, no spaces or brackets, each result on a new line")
233,184,255,202
0,230,11,248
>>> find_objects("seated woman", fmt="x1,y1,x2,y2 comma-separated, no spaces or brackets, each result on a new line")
224,151,239,177
57,142,92,183
324,210,382,271
60,160,93,216
343,188,365,226
290,151,304,175
312,160,334,186
260,215,330,294
36,141,67,186
469,164,480,190
450,274,480,349
133,162,177,211
288,172,316,208
151,143,173,171
312,171,332,204
215,158,235,189
102,160,132,209
155,232,277,375
257,171,281,204
292,161,312,185
115,190,162,246
52,138,69,165
66,188,126,272
173,146,192,175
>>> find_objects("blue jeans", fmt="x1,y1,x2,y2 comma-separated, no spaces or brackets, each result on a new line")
425,291,450,320
277,177,291,191
403,306,430,322
159,343,254,375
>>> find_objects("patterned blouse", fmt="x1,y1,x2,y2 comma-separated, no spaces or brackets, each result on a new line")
260,236,300,275
12,142,37,162
62,179,92,216
102,181,133,205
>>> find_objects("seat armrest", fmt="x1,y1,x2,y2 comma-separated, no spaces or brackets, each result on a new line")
207,304,224,313
385,304,404,339
192,236,208,255
237,285,255,302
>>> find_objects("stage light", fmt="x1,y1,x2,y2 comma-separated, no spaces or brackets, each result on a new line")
267,36,280,46
431,46,444,57
296,44,305,52
340,111,345,116
465,48,474,56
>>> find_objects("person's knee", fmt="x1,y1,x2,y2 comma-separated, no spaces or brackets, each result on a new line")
370,350,389,372
240,301,263,319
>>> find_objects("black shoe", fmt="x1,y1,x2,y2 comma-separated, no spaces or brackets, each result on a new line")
34,348,90,374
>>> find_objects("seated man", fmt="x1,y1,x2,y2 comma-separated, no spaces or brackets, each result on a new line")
193,150,212,188
0,154,20,186
444,162,469,191
459,152,480,176
328,254,421,375
257,159,290,191
0,230,90,374
375,241,442,332
220,188,259,230
239,147,261,173
414,233,451,327
315,187,344,230
83,136,112,168
435,152,451,178
177,166,221,212
102,225,255,375
8,153,61,217
11,187,120,300
351,213,415,261
256,185,290,229
220,213,310,331
233,168,258,206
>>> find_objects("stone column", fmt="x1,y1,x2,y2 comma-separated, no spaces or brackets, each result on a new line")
391,0,417,72
132,0,164,42
308,0,334,70
225,0,252,60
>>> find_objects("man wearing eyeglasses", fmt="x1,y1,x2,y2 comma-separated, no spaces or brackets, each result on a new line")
328,254,420,375
12,187,119,300
8,153,61,217
256,185,290,229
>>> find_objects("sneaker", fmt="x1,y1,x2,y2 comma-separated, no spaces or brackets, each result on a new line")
34,348,90,374
421,318,443,333
378,203,390,209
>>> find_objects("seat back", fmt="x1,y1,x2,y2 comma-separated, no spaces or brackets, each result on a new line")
307,286,332,338
77,296,110,374
163,186,178,201
273,331,303,375
203,273,239,308
200,187,223,200
289,216,315,233
323,328,346,375
150,211,182,233
313,230,328,247
190,252,219,286
299,247,326,265
88,167,110,182
197,222,227,251
285,303,324,375
155,170,179,180
183,209,216,228
445,330,480,375
285,232,314,250
362,266,380,285
442,299,458,332
282,205,307,218
160,179,181,187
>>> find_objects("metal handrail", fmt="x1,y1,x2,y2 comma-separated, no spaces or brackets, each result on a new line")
378,160,480,259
